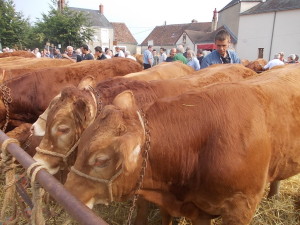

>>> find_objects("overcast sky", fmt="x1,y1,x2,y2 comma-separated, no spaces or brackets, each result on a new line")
13,0,230,44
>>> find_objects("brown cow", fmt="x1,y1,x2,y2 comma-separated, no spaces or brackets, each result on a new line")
0,58,142,131
124,61,195,81
33,64,257,174
32,64,257,224
244,58,267,72
0,57,73,81
0,51,35,58
64,63,300,224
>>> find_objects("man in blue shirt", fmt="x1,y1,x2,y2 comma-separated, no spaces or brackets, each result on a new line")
201,29,240,69
143,45,153,69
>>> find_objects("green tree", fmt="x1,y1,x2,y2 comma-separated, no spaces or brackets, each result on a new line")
34,1,95,49
0,0,32,50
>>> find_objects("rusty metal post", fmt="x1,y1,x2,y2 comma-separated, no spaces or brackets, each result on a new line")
0,131,108,225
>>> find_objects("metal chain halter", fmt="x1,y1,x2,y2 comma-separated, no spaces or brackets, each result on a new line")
88,85,103,113
125,109,151,225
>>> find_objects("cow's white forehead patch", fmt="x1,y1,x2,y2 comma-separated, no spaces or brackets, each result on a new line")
32,119,46,136
86,198,95,209
129,145,141,164
137,111,145,137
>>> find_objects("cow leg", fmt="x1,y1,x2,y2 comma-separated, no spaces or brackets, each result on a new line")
134,198,149,225
267,181,280,198
221,193,259,225
160,208,172,225
190,218,211,225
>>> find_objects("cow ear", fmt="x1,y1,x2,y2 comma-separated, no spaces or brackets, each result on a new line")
78,75,96,90
112,90,136,110
73,98,90,124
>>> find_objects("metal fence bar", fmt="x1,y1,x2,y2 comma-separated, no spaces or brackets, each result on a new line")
0,131,108,225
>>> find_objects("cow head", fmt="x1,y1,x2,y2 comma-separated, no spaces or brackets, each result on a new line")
31,94,61,136
64,90,145,207
33,76,98,174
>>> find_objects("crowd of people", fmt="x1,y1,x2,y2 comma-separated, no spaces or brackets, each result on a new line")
142,29,299,71
142,29,241,71
1,29,298,70
263,52,299,70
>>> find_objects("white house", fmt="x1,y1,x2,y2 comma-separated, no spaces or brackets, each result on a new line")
219,0,300,60
237,0,300,60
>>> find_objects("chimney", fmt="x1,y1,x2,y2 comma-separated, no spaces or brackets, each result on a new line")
99,4,104,14
211,8,218,32
57,0,65,11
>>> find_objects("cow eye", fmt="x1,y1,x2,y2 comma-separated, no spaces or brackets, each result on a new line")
94,157,110,168
57,125,70,134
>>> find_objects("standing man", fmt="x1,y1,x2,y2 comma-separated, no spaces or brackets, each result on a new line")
201,29,240,69
115,46,125,57
81,44,94,60
62,46,80,62
166,48,176,62
94,46,107,60
159,47,167,63
173,45,187,64
143,45,153,69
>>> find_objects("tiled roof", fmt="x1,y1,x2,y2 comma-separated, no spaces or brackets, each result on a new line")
111,22,138,45
69,7,113,28
184,30,209,44
241,0,300,15
219,0,261,12
140,22,212,46
196,25,238,44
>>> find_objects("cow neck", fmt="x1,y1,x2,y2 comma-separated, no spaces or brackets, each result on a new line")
69,109,150,209
0,83,12,132
88,85,103,114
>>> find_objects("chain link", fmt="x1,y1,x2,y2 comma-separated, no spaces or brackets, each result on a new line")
88,85,103,112
125,109,151,225
1,84,12,132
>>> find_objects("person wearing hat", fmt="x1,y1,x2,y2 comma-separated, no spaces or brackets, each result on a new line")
81,44,94,60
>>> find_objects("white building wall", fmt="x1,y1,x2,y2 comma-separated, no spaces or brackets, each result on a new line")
87,27,114,53
218,4,240,37
176,35,196,52
237,13,274,60
237,9,300,61
271,9,300,60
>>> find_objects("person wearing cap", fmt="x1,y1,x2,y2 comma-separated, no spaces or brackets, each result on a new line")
81,44,94,60
143,45,153,69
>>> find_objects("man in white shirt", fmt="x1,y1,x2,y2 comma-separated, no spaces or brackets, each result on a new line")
263,53,284,70
115,46,125,57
